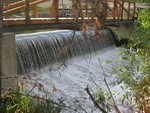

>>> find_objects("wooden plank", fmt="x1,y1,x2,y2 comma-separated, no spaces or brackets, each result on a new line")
3,17,134,26
0,20,134,33
133,2,136,20
25,0,30,24
4,18,84,25
1,23,81,33
33,6,39,18
51,0,59,18
4,0,48,16
4,0,48,11
128,2,131,20
4,0,25,11
85,0,88,17
113,0,117,20
117,2,131,15
121,1,124,20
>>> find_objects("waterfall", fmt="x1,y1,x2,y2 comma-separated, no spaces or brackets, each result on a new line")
16,29,116,74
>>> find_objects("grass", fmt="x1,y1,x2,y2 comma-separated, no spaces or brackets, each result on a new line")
0,87,65,113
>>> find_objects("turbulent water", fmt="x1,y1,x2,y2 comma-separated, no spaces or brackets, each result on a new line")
16,29,115,74
16,30,131,113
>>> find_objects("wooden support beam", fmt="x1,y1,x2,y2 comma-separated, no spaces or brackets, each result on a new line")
133,2,136,20
117,0,123,20
51,0,59,19
0,19,135,33
128,2,131,20
85,0,88,17
4,0,25,11
117,4,120,20
4,0,48,11
95,18,104,28
4,0,10,18
33,6,39,18
25,0,31,24
78,0,83,20
4,0,10,7
121,1,124,20
113,0,117,20
71,0,78,21
4,0,48,16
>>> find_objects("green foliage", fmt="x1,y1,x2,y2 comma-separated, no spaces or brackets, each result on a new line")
128,9,150,50
94,88,111,112
113,9,150,112
113,49,150,112
138,9,150,29
0,89,64,113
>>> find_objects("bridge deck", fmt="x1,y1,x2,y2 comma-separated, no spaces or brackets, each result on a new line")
1,18,134,33
4,17,117,25
0,0,137,32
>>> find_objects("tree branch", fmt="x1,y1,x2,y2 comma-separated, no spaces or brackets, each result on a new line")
85,86,108,113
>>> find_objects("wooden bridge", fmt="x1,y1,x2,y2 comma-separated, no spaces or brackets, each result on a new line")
0,0,137,32
0,0,138,92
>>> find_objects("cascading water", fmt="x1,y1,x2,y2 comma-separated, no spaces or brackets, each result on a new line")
16,29,115,74
16,29,130,113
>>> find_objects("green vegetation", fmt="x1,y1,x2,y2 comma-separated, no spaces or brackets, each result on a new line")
93,8,150,113
112,9,150,113
0,87,65,113
129,9,150,49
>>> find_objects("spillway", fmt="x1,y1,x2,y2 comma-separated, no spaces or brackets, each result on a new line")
16,29,128,113
16,29,116,74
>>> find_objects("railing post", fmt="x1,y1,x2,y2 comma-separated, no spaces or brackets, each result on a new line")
51,0,59,19
85,0,88,17
113,0,117,20
4,0,10,18
117,4,120,20
128,2,131,20
33,6,39,18
121,0,124,20
133,2,136,20
25,0,31,24
78,0,83,20
72,0,78,21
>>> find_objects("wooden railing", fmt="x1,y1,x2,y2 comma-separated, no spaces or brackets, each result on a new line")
112,0,136,20
4,0,48,16
2,0,137,26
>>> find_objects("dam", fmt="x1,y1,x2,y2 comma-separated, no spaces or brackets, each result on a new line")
15,29,126,113
0,0,139,112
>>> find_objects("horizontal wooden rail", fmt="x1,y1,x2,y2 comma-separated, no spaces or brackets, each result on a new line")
4,18,92,25
3,17,134,25
4,0,48,16
1,0,137,29
4,0,26,11
0,20,134,33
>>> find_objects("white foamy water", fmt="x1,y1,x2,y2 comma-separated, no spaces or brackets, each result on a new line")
20,46,133,113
